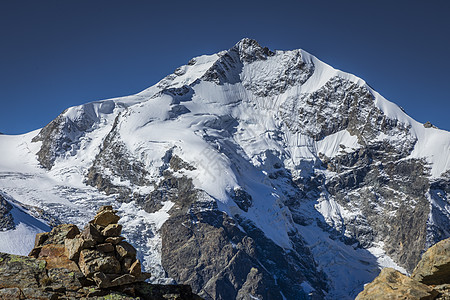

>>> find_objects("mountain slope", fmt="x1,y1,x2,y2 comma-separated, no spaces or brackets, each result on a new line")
0,38,449,299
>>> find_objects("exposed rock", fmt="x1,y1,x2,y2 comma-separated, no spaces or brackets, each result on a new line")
0,195,15,231
64,234,95,261
116,241,137,259
424,121,438,129
0,253,47,289
29,224,81,258
105,236,125,244
91,209,120,226
41,224,80,246
82,223,104,244
78,248,121,277
101,223,122,237
230,187,253,212
34,232,49,248
357,237,450,300
96,242,115,253
31,104,102,170
38,244,80,272
0,206,201,299
110,274,136,287
129,259,142,277
0,287,23,299
85,117,150,201
355,268,438,300
161,210,326,299
412,238,450,285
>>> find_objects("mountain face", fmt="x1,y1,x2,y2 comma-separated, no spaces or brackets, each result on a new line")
0,38,449,299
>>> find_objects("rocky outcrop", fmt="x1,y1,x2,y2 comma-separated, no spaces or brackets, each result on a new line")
13,38,449,299
412,238,450,286
1,205,201,299
0,194,14,230
355,268,438,300
356,237,450,299
161,207,327,299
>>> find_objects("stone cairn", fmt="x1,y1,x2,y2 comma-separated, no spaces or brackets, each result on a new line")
29,205,151,293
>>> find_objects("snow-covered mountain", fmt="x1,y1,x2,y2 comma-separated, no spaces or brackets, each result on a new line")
1,38,449,299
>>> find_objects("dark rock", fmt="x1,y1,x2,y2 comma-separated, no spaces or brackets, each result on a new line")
78,249,121,277
96,243,115,253
37,224,80,246
82,223,104,244
116,241,137,260
38,244,80,272
34,232,49,248
161,211,325,299
0,195,15,231
105,236,125,245
32,104,102,170
129,259,142,277
231,187,253,212
64,234,95,261
110,274,136,287
0,253,47,289
101,224,122,237
85,114,150,198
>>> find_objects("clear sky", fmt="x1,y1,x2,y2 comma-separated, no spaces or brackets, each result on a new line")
1,0,449,134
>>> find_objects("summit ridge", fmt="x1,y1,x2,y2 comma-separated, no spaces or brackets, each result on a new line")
0,39,449,299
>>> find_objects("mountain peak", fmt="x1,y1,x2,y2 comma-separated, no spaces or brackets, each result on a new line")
230,37,274,63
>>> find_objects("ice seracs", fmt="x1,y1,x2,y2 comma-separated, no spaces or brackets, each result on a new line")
0,38,449,299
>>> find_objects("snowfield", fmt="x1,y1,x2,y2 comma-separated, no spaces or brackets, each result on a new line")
0,38,449,299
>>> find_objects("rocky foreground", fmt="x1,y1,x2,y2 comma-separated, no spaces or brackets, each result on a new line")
0,206,201,299
356,238,450,299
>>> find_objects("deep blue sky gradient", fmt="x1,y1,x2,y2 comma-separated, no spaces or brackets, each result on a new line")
1,0,449,134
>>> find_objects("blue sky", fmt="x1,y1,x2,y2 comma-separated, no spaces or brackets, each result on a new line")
1,0,449,134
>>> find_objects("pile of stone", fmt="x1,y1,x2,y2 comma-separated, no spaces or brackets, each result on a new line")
29,205,150,290
0,205,201,299
356,237,450,300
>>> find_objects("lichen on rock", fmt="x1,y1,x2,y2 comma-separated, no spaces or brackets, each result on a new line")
0,205,201,299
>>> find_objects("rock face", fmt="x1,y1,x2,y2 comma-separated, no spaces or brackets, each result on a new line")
0,205,201,299
356,237,450,300
2,38,450,299
0,194,14,231
412,238,450,285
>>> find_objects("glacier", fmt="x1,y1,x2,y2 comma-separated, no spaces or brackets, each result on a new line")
0,38,449,299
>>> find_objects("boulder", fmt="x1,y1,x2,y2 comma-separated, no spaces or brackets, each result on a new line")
0,253,47,289
41,224,80,245
91,206,120,227
81,223,104,244
38,244,80,272
105,236,125,244
64,234,95,261
29,225,80,257
78,249,121,277
116,241,137,260
96,242,115,253
47,268,84,292
92,272,112,288
355,268,438,300
102,224,122,237
129,259,142,277
110,274,136,287
412,238,450,285
34,232,49,248
0,287,23,299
